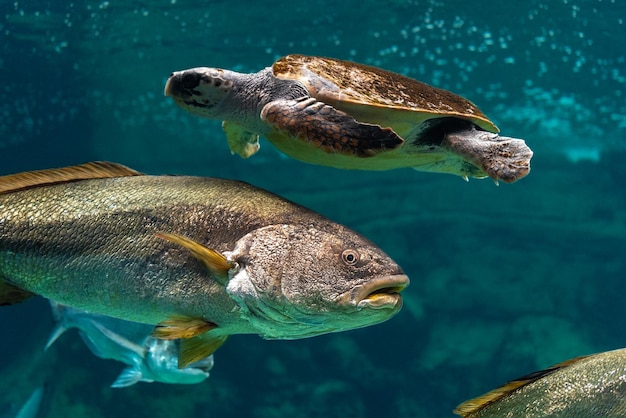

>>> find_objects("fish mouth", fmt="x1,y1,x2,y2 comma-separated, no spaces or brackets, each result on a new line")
339,274,410,310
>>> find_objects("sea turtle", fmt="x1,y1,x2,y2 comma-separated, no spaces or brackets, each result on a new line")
165,54,532,183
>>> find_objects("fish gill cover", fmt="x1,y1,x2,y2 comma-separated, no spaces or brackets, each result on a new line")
0,0,624,417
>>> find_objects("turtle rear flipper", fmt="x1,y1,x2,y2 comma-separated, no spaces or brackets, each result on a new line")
442,129,533,183
261,97,403,157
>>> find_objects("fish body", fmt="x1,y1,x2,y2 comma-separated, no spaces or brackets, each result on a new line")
455,348,626,417
47,302,213,387
0,163,408,364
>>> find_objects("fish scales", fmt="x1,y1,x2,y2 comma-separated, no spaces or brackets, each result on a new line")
0,176,315,327
456,348,626,417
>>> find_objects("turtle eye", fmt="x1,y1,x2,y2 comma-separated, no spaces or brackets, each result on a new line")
341,249,359,266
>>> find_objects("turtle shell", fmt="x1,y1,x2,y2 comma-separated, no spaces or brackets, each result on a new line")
272,54,498,136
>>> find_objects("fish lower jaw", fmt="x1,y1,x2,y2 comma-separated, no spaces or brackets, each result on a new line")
340,274,409,310
357,293,403,310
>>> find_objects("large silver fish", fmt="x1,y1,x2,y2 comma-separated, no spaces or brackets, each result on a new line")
454,348,626,417
0,162,408,367
46,302,213,387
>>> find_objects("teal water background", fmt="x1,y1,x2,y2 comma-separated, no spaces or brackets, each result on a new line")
0,1,625,417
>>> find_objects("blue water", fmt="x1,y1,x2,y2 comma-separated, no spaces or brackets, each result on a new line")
0,0,624,417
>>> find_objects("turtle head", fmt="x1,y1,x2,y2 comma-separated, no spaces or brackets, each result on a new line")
165,67,237,118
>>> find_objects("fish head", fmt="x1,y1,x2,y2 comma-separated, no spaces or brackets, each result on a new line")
225,223,409,339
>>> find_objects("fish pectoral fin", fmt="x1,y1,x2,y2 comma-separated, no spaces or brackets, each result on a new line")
0,161,142,195
152,315,218,340
156,232,234,285
453,355,591,417
178,332,229,368
0,280,35,306
111,366,145,388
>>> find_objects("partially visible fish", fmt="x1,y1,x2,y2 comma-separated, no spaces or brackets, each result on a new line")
46,302,213,387
454,348,626,417
0,162,408,368
5,385,45,418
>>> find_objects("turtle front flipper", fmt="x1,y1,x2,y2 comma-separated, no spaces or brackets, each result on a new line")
442,129,533,183
260,97,403,157
222,121,260,158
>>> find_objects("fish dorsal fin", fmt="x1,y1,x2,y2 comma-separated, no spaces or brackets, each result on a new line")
453,355,590,417
178,332,228,368
0,161,142,194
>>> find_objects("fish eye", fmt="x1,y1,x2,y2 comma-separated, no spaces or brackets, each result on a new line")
341,249,359,266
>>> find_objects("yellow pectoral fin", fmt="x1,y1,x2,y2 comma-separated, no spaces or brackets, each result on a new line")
152,316,218,340
179,332,229,368
156,232,234,285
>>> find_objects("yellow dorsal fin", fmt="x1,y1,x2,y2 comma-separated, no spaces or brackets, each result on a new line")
151,315,218,340
0,161,142,194
178,332,229,368
453,355,590,417
156,232,234,285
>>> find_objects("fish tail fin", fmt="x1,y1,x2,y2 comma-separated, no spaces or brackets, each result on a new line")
0,278,35,306
44,321,69,351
